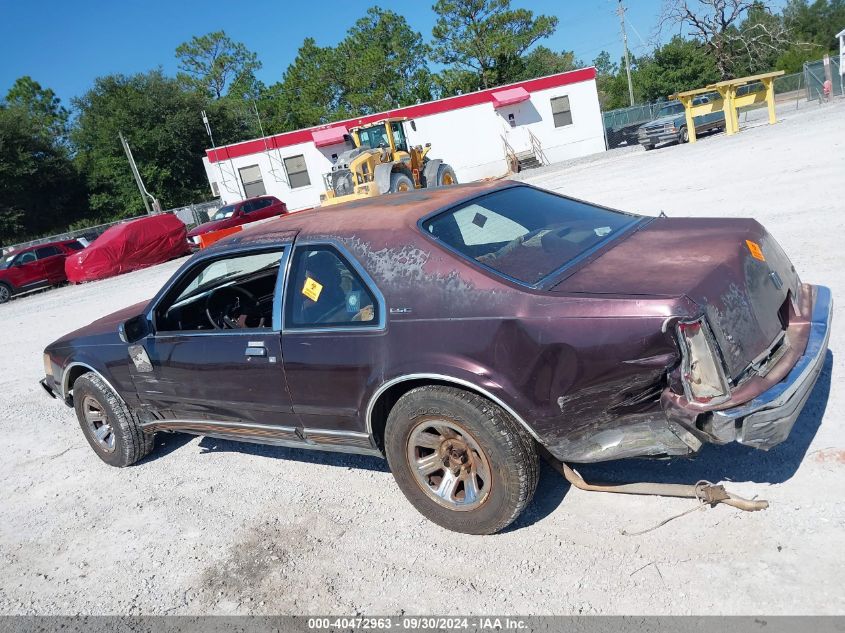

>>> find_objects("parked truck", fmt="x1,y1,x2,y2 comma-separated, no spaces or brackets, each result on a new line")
637,95,725,150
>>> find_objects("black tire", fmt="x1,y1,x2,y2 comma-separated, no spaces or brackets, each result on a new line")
0,282,11,304
389,171,414,193
73,373,154,467
643,144,654,151
679,126,689,143
435,163,457,186
384,386,538,535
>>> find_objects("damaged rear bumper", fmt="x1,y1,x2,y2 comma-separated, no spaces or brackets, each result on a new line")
707,284,832,450
549,285,831,463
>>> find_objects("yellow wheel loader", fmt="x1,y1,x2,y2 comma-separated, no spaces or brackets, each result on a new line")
320,117,457,206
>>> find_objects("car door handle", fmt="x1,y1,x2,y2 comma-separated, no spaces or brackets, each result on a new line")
244,344,267,357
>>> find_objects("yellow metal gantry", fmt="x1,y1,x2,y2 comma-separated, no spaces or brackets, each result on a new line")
673,70,785,143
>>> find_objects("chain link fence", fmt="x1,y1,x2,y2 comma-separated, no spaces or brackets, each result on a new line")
804,56,844,101
602,103,663,148
2,200,222,255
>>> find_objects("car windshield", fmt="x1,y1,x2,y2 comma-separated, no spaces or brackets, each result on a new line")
656,103,685,117
211,204,237,221
0,255,12,270
422,186,638,285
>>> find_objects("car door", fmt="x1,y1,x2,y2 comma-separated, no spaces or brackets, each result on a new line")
247,198,275,221
281,242,387,437
7,250,44,289
34,245,66,283
132,246,299,430
265,197,286,217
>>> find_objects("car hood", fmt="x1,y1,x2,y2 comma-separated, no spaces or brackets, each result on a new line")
187,217,234,237
47,299,150,349
552,217,802,379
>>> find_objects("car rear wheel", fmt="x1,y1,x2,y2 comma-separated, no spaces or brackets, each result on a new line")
0,283,11,304
73,373,154,467
384,386,539,534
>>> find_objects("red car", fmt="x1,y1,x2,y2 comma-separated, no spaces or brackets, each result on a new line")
0,239,85,303
65,214,190,284
187,196,288,245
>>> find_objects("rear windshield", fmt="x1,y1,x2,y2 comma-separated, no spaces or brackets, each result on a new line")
422,186,637,285
656,103,685,117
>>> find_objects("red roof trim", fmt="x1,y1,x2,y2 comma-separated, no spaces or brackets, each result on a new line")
491,87,530,108
207,67,596,163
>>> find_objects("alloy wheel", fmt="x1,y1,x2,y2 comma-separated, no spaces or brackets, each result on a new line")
406,419,492,511
82,395,115,452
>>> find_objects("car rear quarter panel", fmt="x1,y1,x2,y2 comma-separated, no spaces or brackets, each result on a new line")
331,227,694,453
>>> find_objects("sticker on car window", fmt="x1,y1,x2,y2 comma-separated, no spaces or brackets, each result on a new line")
302,277,323,302
346,291,361,313
472,213,488,228
746,240,765,261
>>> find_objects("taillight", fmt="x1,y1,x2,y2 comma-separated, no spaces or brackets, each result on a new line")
676,318,730,404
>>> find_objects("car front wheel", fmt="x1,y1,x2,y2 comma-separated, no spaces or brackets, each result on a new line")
73,373,154,467
679,126,689,143
0,283,11,304
385,386,539,534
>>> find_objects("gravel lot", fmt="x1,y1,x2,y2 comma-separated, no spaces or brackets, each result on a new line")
1,99,843,616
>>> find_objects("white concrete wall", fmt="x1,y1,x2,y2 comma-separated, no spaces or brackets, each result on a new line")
204,77,606,210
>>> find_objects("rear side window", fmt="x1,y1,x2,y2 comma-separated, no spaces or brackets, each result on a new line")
65,241,84,251
422,186,637,285
285,246,377,328
35,245,62,258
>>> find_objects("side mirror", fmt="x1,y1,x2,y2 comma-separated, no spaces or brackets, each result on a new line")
119,314,150,343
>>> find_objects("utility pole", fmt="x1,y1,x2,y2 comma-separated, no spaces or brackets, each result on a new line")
617,0,636,107
202,109,242,198
119,131,159,214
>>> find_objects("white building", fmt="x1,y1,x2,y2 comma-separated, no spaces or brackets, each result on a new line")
202,67,605,210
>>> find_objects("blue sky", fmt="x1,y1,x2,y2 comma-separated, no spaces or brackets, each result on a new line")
0,0,668,107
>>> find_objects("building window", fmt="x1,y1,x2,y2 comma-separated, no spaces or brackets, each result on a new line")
211,181,220,197
239,165,266,198
284,155,311,189
550,96,573,127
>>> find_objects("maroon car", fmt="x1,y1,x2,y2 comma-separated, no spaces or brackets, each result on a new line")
0,239,85,303
39,181,832,534
187,195,288,244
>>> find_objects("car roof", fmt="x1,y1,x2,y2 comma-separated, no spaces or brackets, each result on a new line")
216,179,512,250
14,239,77,254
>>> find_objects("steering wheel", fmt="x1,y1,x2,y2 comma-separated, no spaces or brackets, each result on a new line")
206,286,260,329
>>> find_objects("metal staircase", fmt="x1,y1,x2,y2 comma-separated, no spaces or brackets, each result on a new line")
514,150,542,171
